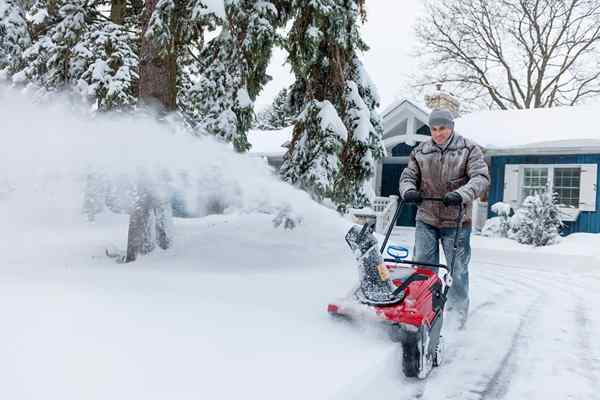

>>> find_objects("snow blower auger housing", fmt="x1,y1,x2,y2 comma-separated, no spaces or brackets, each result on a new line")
327,198,464,379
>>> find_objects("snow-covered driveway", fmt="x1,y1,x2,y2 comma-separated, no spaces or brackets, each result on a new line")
1,213,599,400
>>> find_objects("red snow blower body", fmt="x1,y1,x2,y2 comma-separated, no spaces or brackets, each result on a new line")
327,198,463,379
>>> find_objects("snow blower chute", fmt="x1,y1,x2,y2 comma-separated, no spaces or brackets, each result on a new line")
327,198,464,379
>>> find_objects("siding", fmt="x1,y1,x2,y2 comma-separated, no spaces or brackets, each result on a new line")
489,154,600,234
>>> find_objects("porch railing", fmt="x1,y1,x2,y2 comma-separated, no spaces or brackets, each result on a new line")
349,195,399,234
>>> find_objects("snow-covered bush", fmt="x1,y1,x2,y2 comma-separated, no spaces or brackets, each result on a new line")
481,201,512,238
481,217,504,238
513,192,563,246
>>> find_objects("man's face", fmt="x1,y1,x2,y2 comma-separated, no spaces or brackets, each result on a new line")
431,125,453,145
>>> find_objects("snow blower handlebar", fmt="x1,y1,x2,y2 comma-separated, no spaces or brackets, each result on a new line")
379,197,464,278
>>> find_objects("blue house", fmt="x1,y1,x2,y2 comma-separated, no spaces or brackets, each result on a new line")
248,97,600,234
458,106,600,234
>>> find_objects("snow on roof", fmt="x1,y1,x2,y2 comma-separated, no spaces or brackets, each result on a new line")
249,102,600,158
456,104,600,153
381,97,431,119
248,126,294,157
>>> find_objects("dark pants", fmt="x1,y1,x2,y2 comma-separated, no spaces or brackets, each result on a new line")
414,220,471,326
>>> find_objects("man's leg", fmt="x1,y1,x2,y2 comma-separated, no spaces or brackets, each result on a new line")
413,221,440,265
440,225,472,328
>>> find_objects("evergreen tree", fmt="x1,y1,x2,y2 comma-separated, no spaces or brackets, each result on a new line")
336,58,385,210
0,0,31,77
256,87,297,130
180,0,288,151
184,26,253,151
13,0,92,91
514,192,563,246
8,0,139,111
72,21,139,111
281,99,348,201
281,0,384,211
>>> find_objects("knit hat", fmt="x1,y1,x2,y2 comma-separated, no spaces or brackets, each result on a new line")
428,108,455,129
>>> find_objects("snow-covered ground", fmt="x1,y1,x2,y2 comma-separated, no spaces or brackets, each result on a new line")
1,204,599,400
2,85,600,399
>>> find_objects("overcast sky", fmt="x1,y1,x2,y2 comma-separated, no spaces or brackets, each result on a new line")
255,1,425,110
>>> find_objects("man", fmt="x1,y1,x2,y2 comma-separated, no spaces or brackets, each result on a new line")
399,108,489,329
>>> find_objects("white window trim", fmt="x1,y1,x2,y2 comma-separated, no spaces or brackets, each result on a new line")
505,163,597,221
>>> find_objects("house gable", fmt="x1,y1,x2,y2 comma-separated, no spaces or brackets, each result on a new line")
381,99,431,152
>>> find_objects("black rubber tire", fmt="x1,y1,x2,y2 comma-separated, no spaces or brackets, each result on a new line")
432,335,443,367
401,338,421,378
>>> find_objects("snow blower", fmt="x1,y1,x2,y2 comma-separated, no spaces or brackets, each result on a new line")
327,198,464,379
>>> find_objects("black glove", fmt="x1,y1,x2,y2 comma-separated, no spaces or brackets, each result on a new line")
403,190,423,204
442,191,463,207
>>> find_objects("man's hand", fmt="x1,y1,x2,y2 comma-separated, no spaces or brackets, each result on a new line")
403,190,423,204
442,192,463,207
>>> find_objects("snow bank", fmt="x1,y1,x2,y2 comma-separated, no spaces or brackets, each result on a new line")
471,233,600,270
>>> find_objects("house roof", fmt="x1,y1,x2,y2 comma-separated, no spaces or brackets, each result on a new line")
248,100,600,158
456,104,600,155
247,126,294,158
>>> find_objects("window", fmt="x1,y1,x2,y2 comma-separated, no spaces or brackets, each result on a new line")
504,163,597,215
521,167,549,201
520,166,583,207
553,167,581,208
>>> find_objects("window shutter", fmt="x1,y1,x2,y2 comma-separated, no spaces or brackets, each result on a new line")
579,164,597,212
503,165,520,207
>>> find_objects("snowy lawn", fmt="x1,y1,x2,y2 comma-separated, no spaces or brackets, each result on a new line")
0,211,396,400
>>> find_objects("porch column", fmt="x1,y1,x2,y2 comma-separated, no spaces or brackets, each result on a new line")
375,160,383,196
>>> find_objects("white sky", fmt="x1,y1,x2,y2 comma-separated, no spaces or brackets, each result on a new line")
255,1,425,110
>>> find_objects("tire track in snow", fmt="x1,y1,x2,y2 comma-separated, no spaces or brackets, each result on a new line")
418,261,550,400
436,262,546,372
418,296,545,400
474,264,600,400
475,261,600,297
574,299,600,400
474,296,541,400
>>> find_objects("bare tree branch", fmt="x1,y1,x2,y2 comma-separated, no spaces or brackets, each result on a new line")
414,0,600,110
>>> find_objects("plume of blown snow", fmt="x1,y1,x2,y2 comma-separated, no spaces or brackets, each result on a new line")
0,85,340,229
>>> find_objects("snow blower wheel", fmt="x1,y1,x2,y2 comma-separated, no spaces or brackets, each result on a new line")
401,325,435,379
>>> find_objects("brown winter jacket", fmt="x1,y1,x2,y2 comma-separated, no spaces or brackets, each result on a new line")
399,133,490,228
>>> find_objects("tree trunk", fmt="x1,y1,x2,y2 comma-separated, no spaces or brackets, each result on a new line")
125,0,177,262
125,187,155,262
138,0,177,111
47,0,57,17
110,0,127,25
